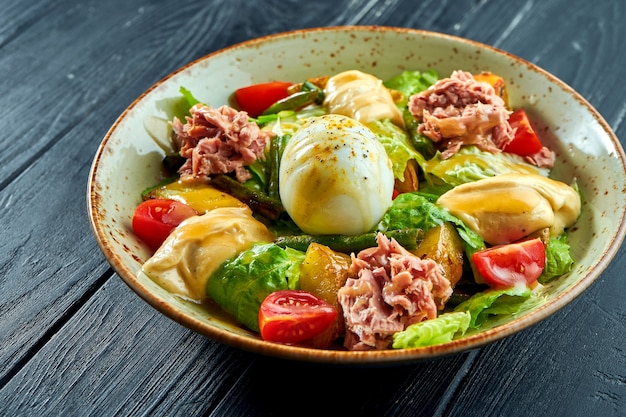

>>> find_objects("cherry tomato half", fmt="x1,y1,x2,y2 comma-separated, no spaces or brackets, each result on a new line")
503,108,544,156
234,81,293,117
131,199,198,251
258,290,337,344
471,238,546,288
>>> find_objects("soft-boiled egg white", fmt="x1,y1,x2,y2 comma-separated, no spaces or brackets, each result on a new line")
279,114,394,235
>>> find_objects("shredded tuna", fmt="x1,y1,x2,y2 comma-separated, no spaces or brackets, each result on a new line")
408,70,514,159
171,104,272,183
338,233,452,351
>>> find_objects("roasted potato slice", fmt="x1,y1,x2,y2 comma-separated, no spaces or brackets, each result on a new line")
146,180,246,213
412,222,465,287
299,243,353,348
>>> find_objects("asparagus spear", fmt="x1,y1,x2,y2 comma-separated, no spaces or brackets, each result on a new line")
274,228,424,253
209,174,285,221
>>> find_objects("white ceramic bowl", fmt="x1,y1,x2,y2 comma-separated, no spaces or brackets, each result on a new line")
87,26,626,365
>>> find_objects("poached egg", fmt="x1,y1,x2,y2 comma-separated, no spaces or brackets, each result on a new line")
279,114,394,235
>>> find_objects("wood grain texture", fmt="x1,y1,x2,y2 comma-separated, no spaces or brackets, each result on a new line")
1,278,253,416
0,0,624,415
0,0,240,384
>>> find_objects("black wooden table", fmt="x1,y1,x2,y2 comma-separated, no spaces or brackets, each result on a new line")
1,1,625,416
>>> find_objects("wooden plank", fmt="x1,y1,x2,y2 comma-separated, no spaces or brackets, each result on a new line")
0,277,253,416
209,353,477,417
0,129,111,384
445,274,626,416
0,0,227,382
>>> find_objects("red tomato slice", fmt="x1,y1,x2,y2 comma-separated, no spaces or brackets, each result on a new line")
259,290,337,344
471,238,546,288
132,199,197,251
234,81,293,117
503,108,544,156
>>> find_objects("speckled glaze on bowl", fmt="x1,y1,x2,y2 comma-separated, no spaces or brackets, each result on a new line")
87,26,626,365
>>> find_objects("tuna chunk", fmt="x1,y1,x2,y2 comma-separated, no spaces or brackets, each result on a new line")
171,104,271,183
338,233,452,351
408,70,514,159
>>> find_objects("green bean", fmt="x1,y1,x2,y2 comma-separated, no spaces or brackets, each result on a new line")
261,81,324,115
209,174,285,221
274,228,424,253
261,90,320,115
140,175,178,200
267,135,290,200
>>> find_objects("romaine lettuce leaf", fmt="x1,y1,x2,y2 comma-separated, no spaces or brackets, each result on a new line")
207,243,305,332
257,106,326,132
378,192,485,254
420,146,551,195
392,311,471,348
166,86,202,123
454,285,532,328
384,70,439,159
539,235,574,284
383,69,438,106
393,285,546,348
179,86,201,109
366,119,426,180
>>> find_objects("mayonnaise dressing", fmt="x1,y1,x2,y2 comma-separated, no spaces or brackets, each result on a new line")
437,173,581,245
141,206,275,302
323,70,405,128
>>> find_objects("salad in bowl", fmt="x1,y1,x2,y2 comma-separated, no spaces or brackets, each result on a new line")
131,67,580,351
88,27,625,364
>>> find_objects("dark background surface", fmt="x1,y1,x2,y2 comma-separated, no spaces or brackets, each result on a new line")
1,1,624,416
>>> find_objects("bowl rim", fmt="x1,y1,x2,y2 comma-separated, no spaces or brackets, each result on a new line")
87,25,626,365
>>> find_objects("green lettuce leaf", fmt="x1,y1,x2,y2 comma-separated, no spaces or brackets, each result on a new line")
384,69,438,106
378,192,485,254
256,106,326,132
539,235,574,284
179,86,201,108
165,86,203,123
206,243,305,332
384,70,439,159
392,311,471,348
454,285,532,328
420,146,551,195
366,119,426,180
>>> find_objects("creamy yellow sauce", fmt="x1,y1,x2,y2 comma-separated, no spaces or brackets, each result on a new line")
323,70,404,128
437,173,581,245
151,180,247,213
141,206,275,302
